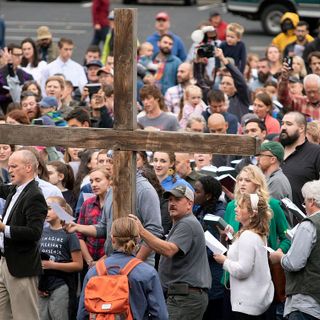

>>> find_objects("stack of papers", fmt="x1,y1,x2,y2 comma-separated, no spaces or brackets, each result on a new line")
204,231,228,255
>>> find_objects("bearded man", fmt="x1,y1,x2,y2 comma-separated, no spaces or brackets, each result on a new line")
280,111,320,212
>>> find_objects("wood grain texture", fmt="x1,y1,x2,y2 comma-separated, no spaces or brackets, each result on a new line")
113,8,137,131
112,151,136,217
113,9,137,219
0,124,260,156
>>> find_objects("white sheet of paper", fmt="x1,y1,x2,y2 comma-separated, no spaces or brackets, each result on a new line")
50,202,74,223
281,198,306,220
204,231,227,255
265,246,275,253
285,224,299,241
83,193,95,202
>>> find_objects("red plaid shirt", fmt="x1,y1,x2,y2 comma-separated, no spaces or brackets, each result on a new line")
278,77,320,120
77,196,105,260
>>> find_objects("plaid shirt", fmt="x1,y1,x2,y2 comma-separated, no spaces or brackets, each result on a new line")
77,196,105,260
278,77,320,120
164,84,184,115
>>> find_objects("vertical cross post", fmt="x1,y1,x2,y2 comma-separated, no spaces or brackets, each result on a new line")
112,8,137,219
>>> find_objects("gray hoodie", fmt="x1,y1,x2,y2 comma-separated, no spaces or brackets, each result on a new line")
95,172,163,265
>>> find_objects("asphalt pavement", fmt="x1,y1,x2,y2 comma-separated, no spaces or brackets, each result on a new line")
0,0,273,63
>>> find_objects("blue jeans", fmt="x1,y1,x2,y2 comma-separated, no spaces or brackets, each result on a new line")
91,26,109,47
288,311,318,320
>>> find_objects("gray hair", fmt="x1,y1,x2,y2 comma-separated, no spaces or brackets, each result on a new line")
301,180,320,208
303,74,320,89
14,150,39,172
186,115,206,129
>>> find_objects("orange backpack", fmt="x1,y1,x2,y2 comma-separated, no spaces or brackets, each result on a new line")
84,258,142,320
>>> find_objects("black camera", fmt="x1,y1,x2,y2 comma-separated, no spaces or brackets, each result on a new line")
197,43,215,58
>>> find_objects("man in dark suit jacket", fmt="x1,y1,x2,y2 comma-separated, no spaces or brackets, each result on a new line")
0,149,47,320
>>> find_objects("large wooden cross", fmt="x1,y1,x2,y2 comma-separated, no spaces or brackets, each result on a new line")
0,9,259,219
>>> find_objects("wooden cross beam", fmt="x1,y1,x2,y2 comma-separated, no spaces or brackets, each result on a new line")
0,9,260,220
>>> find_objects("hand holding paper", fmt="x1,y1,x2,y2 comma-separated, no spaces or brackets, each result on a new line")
50,202,74,223
205,230,227,255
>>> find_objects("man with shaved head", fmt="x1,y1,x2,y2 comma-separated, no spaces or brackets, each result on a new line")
165,62,193,115
207,113,228,134
207,113,238,167
0,150,47,319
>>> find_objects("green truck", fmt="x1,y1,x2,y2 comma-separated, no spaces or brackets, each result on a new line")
225,0,319,35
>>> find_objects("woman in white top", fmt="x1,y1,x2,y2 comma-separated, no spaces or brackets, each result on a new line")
214,193,274,319
21,38,47,84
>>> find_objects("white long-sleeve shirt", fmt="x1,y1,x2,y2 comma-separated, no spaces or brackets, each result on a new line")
42,56,87,92
223,230,274,316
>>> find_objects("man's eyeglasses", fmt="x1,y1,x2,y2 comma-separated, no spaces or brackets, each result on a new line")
256,154,274,158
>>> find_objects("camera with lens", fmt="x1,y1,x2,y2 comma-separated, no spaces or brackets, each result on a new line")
197,43,215,58
191,26,217,59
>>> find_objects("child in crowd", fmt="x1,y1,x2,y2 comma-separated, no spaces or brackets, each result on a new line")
245,53,259,81
39,196,83,320
179,85,207,129
46,161,76,210
220,23,247,73
138,42,158,73
37,96,67,126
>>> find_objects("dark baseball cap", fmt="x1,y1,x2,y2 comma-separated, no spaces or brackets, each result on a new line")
86,60,103,68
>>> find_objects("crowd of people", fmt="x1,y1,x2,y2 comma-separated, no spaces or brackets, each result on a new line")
0,4,320,320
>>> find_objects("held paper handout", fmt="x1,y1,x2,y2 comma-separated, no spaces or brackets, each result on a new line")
204,214,234,240
204,231,227,255
50,202,74,223
83,193,95,202
285,224,299,241
264,246,275,253
281,198,306,221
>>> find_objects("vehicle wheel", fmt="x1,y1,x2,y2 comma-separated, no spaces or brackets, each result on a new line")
261,4,289,35
123,0,137,4
184,0,196,6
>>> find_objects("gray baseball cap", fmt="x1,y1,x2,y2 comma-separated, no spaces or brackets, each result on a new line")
163,185,194,202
